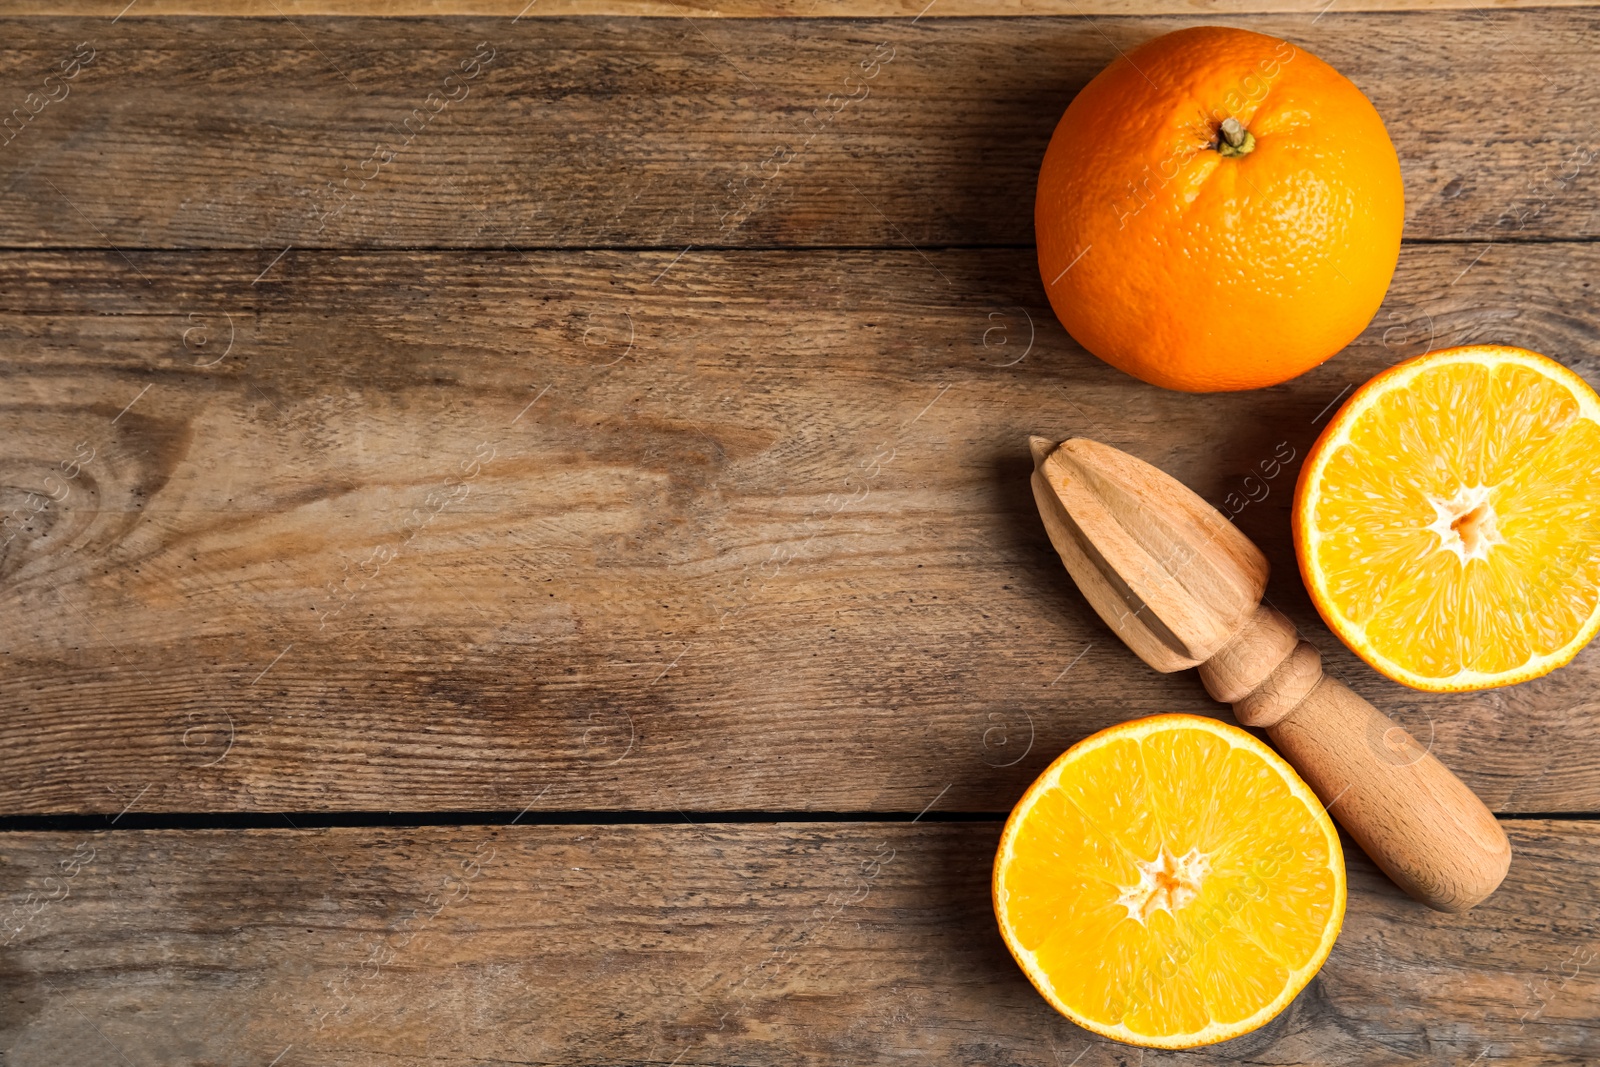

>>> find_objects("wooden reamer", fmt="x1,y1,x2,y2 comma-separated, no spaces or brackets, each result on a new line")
1030,435,1511,912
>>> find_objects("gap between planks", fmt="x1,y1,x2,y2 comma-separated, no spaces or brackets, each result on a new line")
0,238,1589,254
0,811,1593,832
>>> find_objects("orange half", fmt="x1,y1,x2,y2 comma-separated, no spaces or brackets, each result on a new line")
1296,345,1600,691
993,714,1345,1049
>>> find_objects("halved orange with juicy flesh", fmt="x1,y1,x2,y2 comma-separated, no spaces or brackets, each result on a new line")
993,715,1345,1049
1296,345,1600,691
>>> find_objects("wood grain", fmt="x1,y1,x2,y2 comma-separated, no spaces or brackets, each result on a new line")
10,0,1597,14
0,12,1595,249
1032,437,1270,671
2,241,1597,815
1271,675,1512,912
0,820,1594,1065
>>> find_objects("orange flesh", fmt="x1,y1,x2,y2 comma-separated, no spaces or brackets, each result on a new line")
1297,346,1600,690
993,715,1345,1049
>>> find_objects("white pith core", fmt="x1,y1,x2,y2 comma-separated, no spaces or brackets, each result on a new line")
1425,484,1505,565
1116,845,1211,923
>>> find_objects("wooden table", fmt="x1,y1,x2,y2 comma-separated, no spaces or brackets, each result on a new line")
1,4,1597,1064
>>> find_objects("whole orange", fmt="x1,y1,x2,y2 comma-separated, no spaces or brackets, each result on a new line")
1036,27,1404,392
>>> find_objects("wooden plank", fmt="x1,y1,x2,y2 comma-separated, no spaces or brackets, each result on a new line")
2,241,1597,815
9,0,1598,15
1,821,1596,1064
0,12,1594,249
